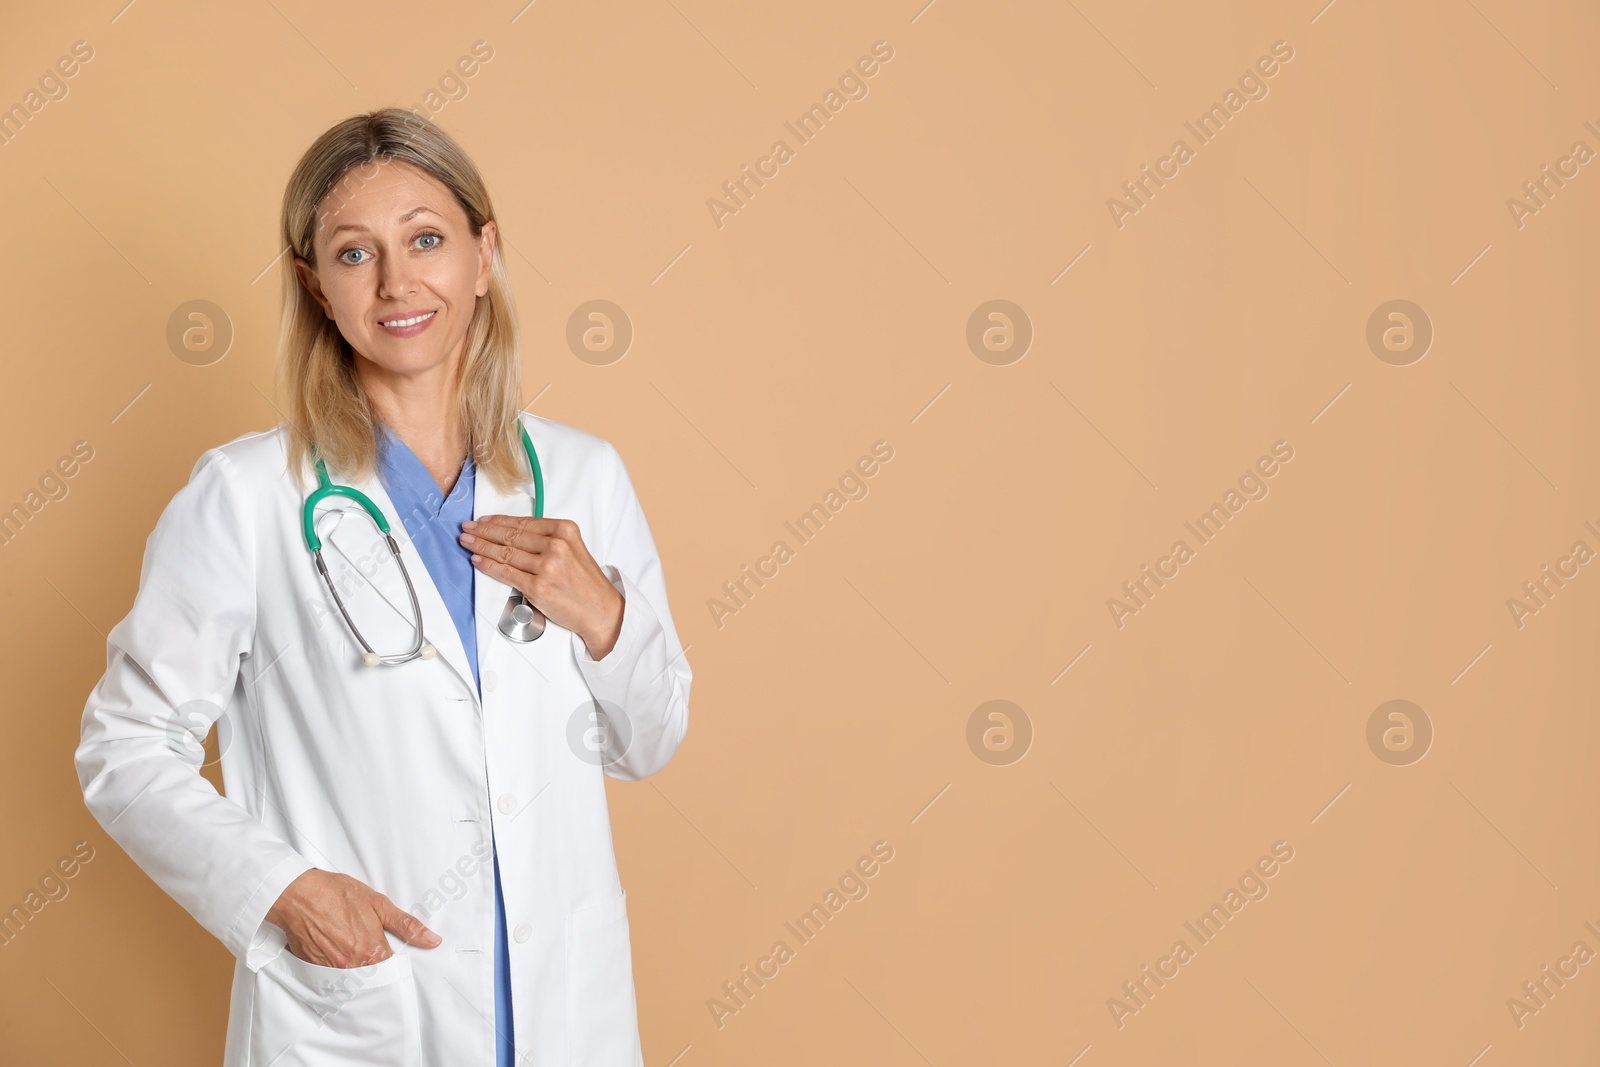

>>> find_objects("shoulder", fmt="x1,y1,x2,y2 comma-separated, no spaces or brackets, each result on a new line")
514,413,646,548
200,424,295,488
140,427,286,539
516,411,625,482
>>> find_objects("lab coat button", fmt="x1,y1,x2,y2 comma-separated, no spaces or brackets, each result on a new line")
497,793,516,814
513,922,531,943
483,670,498,692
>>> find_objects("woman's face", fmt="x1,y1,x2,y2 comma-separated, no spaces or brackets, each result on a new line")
293,158,496,385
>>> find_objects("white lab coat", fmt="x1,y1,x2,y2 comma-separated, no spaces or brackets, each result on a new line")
74,412,691,1066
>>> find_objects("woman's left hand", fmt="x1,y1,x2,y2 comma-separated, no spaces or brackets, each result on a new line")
460,516,624,660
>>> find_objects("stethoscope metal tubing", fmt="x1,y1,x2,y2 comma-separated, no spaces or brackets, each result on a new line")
313,537,436,666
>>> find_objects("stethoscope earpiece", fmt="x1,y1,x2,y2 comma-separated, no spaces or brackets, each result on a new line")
361,642,433,668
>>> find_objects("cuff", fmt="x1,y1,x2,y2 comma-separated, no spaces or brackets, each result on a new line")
231,852,317,972
571,564,646,678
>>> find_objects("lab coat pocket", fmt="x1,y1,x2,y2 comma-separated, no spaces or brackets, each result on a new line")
251,948,421,1067
566,888,644,1067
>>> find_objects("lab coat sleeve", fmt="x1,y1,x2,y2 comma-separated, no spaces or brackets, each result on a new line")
74,447,316,971
569,442,691,780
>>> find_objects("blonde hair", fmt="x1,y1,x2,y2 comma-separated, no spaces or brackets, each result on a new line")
275,107,525,494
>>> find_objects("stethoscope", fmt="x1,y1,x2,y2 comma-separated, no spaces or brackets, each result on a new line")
301,423,547,667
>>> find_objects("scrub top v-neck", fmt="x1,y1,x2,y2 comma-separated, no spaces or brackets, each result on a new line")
376,423,515,1067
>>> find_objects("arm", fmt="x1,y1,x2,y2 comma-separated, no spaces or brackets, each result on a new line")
570,442,692,780
74,448,315,971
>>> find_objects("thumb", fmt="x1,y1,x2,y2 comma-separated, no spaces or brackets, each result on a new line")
379,896,442,948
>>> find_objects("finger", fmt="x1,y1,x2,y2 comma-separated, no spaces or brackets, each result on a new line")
464,515,561,548
379,898,442,948
349,940,394,967
461,530,544,575
461,524,554,563
468,553,547,600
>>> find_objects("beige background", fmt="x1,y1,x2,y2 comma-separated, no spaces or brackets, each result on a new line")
1,0,1595,1063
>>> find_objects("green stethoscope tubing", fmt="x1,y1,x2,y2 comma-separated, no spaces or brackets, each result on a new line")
301,423,542,551
300,423,544,666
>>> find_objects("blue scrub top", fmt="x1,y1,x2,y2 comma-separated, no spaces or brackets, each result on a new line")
376,424,514,1066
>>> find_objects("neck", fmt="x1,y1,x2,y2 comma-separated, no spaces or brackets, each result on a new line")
355,350,469,492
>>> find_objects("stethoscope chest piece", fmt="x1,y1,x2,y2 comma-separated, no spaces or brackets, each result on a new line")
498,591,547,642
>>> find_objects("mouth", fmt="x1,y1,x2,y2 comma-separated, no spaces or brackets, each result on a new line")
377,309,437,335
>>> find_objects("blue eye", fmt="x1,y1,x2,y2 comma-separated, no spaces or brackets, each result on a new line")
335,232,437,265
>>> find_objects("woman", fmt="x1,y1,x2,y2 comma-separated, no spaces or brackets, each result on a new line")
74,108,691,1067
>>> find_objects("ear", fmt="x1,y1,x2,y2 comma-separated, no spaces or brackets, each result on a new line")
476,220,497,298
293,255,334,319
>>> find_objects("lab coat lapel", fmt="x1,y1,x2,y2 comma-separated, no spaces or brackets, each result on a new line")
472,444,543,684
318,464,478,700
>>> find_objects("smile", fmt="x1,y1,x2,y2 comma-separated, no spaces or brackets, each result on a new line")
379,310,437,328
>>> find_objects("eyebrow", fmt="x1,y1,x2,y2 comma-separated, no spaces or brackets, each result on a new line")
326,205,439,239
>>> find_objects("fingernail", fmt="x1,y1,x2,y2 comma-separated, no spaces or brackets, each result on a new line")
461,520,478,529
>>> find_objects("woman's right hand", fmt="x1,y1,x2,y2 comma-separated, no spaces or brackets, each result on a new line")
265,868,442,968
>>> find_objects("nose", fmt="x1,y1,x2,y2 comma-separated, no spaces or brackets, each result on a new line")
376,244,419,301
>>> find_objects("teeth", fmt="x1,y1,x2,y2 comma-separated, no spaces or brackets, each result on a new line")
381,311,435,327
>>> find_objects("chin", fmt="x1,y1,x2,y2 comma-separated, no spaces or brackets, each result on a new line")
358,347,448,375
